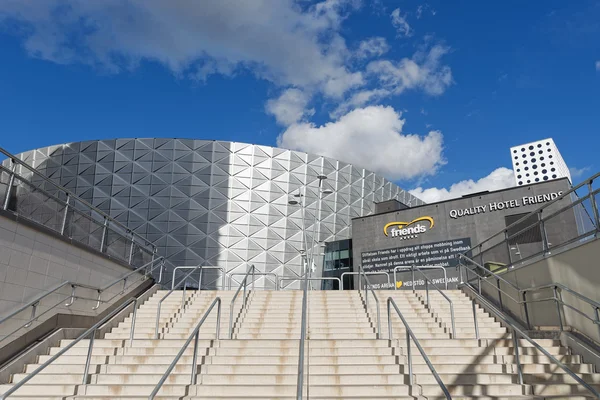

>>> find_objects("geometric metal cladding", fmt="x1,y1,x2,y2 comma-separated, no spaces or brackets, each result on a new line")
8,139,424,288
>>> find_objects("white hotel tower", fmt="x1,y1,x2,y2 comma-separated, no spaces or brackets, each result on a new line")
510,138,571,186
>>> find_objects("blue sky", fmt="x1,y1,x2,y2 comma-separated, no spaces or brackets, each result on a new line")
0,0,598,202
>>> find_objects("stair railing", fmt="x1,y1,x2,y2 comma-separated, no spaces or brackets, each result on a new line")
358,265,381,339
394,265,448,290
280,277,342,290
171,266,227,290
340,270,390,290
228,265,256,339
0,296,141,400
461,282,600,398
0,257,162,346
149,297,222,400
154,265,203,339
411,265,456,338
387,297,452,399
296,260,309,400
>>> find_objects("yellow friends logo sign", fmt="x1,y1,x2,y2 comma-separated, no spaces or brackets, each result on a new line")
396,281,403,288
383,216,434,240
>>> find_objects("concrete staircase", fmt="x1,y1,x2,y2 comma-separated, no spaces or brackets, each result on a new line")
2,288,600,399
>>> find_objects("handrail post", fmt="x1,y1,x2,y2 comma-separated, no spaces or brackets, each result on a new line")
588,181,600,230
60,194,70,235
394,268,397,291
496,277,503,311
182,280,188,310
129,299,138,346
82,329,96,384
100,218,108,253
2,160,16,211
65,285,76,307
539,210,549,253
387,298,393,340
406,331,413,385
191,330,200,384
425,279,430,309
121,277,127,294
505,230,513,264
128,232,135,265
512,328,524,385
594,307,600,341
522,291,531,330
23,302,38,328
554,286,564,331
449,302,456,339
472,299,480,340
411,265,415,293
93,290,102,311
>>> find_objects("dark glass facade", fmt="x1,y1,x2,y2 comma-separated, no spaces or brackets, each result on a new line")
321,239,353,290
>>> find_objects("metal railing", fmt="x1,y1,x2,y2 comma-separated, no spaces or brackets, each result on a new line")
296,266,309,400
411,265,456,339
387,297,452,399
228,265,256,339
0,148,157,268
461,172,600,272
341,271,391,290
357,265,381,339
0,257,162,345
149,297,222,400
0,296,141,400
279,277,341,290
461,283,600,398
394,265,448,290
171,266,226,290
227,272,278,290
460,254,600,338
154,266,203,339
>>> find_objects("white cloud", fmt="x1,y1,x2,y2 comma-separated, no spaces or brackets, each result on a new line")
367,44,453,96
416,4,436,19
569,166,591,180
410,167,515,203
355,37,389,59
266,88,314,126
0,0,363,98
596,61,600,71
330,88,390,118
278,105,445,180
391,8,412,37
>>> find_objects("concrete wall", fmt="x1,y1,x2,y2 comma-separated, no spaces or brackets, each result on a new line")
478,238,600,343
0,212,146,345
352,179,577,290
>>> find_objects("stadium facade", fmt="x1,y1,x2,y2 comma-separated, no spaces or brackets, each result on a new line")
6,139,424,288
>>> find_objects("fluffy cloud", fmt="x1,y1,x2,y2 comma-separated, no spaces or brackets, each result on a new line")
0,0,363,97
266,89,315,126
410,167,516,203
355,37,389,59
596,61,600,71
569,166,591,180
391,8,412,37
278,105,445,180
367,44,453,96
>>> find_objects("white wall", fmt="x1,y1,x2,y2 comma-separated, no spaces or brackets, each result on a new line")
0,214,145,343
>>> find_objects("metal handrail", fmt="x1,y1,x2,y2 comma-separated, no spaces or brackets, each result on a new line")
228,265,256,339
279,277,342,290
394,265,448,290
357,265,381,339
461,283,600,398
0,257,162,344
462,171,600,258
93,257,164,310
296,263,309,399
227,272,278,290
340,271,391,290
0,147,156,254
155,266,203,339
387,297,452,399
0,296,140,400
148,297,222,400
171,266,226,290
411,265,456,339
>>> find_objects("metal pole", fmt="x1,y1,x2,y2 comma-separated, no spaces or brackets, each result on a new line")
595,307,600,342
539,211,549,254
182,280,187,310
129,300,138,347
472,299,480,340
411,265,415,293
588,181,600,230
505,230,513,264
449,302,456,339
394,268,397,291
24,303,38,328
100,218,108,253
497,278,503,311
243,275,247,308
191,331,200,385
2,161,16,211
128,233,135,264
60,195,70,235
82,330,95,384
158,259,164,284
121,277,127,294
387,300,393,340
406,331,413,385
65,285,76,307
425,279,430,309
554,286,564,331
216,302,222,340
522,291,531,330
229,304,234,340
512,328,524,385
